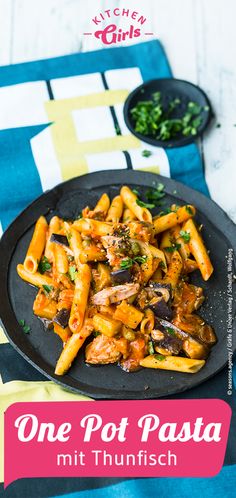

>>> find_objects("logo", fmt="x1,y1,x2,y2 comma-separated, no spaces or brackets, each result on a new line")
83,7,153,45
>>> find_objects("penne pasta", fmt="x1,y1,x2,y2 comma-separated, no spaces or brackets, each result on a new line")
122,207,137,222
45,216,61,261
24,216,48,273
55,318,94,375
114,300,144,329
140,355,205,373
94,193,110,216
183,219,213,281
68,227,83,268
17,264,53,288
163,250,183,288
120,185,152,223
54,323,72,343
106,195,123,223
73,218,113,237
54,244,69,274
69,264,91,333
80,244,107,264
154,205,196,234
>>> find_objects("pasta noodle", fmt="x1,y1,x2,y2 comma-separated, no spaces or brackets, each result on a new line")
24,216,48,273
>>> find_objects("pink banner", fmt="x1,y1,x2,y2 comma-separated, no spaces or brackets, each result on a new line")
4,399,231,487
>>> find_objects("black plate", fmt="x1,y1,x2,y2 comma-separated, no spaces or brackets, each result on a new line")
124,78,213,148
0,170,235,399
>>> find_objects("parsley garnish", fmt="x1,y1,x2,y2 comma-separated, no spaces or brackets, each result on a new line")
68,265,78,282
93,331,101,337
130,93,203,141
136,199,155,209
133,255,148,264
185,206,193,215
179,230,191,243
120,255,147,269
154,354,166,361
142,149,152,158
164,243,181,253
19,319,31,334
132,189,140,196
38,256,51,274
146,183,165,205
42,284,54,295
148,341,155,355
120,258,133,270
159,207,173,217
166,327,175,336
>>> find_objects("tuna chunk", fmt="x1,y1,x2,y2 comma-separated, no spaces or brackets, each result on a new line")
92,283,139,305
85,334,121,364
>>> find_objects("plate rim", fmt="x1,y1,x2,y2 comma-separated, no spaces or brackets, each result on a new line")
0,169,235,399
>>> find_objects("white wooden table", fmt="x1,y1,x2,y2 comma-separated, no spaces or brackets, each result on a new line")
0,0,235,222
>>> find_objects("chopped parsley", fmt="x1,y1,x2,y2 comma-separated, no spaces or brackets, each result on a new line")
179,230,191,243
19,319,31,334
93,331,101,337
136,199,155,209
148,341,155,355
164,243,181,253
120,258,133,270
142,149,152,158
130,92,204,141
133,255,148,264
120,255,147,269
185,206,193,215
166,327,175,336
38,256,51,274
154,354,166,361
42,284,54,295
158,207,173,217
146,183,165,205
68,265,78,282
159,261,166,270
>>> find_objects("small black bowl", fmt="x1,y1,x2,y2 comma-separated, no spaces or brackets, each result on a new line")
124,78,213,148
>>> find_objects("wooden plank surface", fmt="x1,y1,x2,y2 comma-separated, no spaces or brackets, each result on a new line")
0,0,235,221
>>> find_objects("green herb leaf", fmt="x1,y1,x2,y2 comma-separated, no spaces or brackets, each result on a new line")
132,189,140,196
158,207,173,217
185,206,193,215
154,354,166,361
133,255,148,264
68,265,78,282
19,319,30,334
120,258,134,270
136,199,155,209
166,327,175,336
42,284,54,295
120,255,147,269
93,331,101,337
38,256,52,274
164,243,181,253
146,183,165,205
179,230,191,243
142,149,152,158
148,341,155,355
